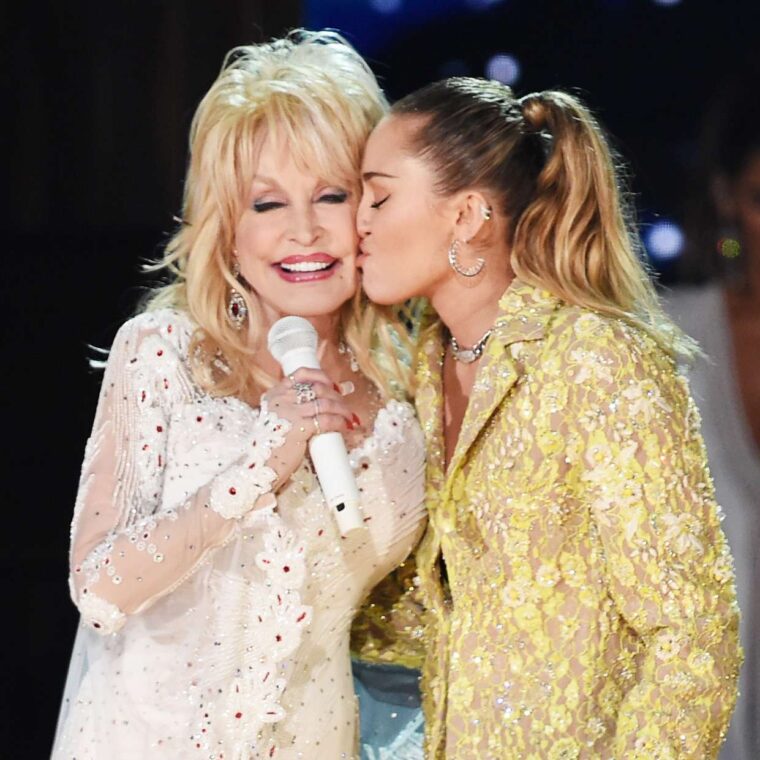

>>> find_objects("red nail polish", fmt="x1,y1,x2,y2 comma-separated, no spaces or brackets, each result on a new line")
346,420,354,431
352,413,361,426
333,383,340,393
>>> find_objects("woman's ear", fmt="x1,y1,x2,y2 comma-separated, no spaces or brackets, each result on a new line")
452,190,493,243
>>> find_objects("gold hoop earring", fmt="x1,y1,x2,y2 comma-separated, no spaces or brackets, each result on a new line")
448,239,485,278
227,259,248,329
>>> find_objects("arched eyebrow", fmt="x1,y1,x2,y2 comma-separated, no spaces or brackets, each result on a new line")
362,171,398,181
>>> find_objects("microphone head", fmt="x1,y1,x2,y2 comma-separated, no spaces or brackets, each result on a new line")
267,316,318,364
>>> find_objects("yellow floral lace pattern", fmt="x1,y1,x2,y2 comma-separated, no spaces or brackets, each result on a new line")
413,280,741,759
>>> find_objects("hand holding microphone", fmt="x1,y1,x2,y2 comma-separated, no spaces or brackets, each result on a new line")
266,317,365,535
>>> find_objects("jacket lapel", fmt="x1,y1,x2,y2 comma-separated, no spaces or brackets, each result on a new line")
445,280,560,482
415,324,446,488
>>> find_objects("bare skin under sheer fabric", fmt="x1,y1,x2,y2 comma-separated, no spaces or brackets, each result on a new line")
411,281,741,760
52,310,427,759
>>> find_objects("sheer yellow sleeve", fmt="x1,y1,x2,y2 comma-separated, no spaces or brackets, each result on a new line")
572,331,742,758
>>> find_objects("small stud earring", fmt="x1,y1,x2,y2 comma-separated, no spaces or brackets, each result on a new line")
481,204,492,221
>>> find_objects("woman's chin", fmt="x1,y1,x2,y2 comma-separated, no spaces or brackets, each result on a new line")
361,279,400,306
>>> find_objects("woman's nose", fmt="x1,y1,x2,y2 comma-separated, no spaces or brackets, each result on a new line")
356,199,371,238
288,205,320,246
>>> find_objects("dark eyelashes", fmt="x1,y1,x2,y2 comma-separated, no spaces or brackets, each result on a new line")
370,195,389,210
319,192,348,204
252,201,283,213
252,192,348,213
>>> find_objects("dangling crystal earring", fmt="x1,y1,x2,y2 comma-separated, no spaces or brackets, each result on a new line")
448,239,485,278
227,259,248,329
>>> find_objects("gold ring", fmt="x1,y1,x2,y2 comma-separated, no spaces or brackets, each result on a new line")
313,415,321,435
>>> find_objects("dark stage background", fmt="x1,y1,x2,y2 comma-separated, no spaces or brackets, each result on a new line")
5,1,759,755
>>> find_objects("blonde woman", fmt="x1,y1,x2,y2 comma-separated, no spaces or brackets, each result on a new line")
357,78,742,758
51,31,426,759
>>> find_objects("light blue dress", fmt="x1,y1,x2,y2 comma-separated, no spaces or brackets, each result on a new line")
353,659,425,760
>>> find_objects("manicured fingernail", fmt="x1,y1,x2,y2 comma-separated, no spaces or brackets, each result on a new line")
352,413,361,426
339,381,355,396
333,383,340,393
346,420,354,431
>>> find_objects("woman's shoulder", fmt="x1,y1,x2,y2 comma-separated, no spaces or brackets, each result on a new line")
112,308,196,353
546,303,678,381
661,283,723,340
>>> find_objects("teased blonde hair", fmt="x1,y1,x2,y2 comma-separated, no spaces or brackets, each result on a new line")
393,79,697,358
144,30,413,398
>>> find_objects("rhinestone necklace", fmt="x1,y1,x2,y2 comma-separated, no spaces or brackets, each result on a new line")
449,328,493,363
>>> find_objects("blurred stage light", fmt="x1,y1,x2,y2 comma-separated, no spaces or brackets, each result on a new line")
645,220,684,261
652,0,682,5
486,54,521,85
369,0,403,13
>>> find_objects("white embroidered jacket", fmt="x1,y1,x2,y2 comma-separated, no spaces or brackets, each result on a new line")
54,309,427,760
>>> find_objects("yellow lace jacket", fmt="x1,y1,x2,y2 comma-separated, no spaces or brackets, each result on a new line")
400,280,741,759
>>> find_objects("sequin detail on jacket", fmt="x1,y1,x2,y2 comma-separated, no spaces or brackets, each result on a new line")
413,281,741,760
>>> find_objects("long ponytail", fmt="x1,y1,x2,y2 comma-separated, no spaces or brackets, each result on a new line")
392,79,696,357
513,92,671,345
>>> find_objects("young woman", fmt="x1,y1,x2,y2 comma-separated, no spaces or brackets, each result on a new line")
357,77,742,759
52,31,426,759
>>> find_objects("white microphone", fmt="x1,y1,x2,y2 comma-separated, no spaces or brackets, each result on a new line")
267,316,364,535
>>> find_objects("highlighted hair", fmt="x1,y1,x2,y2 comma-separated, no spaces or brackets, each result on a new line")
393,78,696,357
144,30,413,398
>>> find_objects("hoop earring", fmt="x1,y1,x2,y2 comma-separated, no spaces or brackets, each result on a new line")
227,259,248,330
448,239,485,278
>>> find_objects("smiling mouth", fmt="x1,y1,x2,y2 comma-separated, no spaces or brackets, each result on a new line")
278,260,336,273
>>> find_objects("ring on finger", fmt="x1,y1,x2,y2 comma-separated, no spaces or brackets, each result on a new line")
314,397,321,415
294,381,316,404
313,415,321,435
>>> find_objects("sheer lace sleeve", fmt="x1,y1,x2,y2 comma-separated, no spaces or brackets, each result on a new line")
69,311,289,635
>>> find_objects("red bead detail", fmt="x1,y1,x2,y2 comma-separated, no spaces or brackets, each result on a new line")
196,416,203,422
235,711,242,719
231,303,240,317
228,487,237,495
296,612,307,623
275,634,282,642
283,565,290,573
156,425,163,432
157,349,164,357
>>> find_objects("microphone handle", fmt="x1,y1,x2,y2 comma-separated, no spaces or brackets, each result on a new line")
308,434,364,535
279,349,364,535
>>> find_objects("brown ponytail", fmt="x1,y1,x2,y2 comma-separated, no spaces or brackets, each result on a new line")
392,79,696,357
